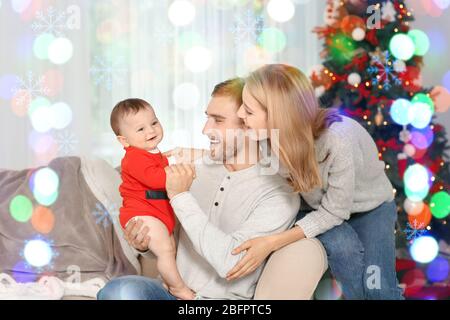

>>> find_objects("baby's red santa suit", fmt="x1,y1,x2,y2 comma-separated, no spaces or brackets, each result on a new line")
119,146,175,234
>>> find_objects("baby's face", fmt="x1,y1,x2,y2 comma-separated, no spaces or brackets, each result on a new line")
118,107,163,151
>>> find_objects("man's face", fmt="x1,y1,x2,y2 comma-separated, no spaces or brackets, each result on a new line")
202,95,246,162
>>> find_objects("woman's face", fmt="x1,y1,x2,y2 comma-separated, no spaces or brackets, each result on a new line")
237,85,269,141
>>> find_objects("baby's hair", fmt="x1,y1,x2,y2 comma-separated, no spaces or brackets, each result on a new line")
110,98,153,136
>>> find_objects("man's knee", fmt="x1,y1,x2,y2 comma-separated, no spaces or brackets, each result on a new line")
97,276,163,300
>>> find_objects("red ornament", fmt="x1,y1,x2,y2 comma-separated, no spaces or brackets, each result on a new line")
407,205,432,229
365,29,380,46
340,15,366,35
401,66,422,93
398,158,407,179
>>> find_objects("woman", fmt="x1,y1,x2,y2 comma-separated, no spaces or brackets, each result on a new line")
228,64,404,300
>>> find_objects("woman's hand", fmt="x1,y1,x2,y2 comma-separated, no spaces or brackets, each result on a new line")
430,85,450,113
163,148,205,164
226,236,276,281
123,218,151,252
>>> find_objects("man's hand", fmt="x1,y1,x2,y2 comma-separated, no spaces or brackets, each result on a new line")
165,164,196,199
123,218,151,252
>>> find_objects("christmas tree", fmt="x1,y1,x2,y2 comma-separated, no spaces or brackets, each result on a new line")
311,0,450,298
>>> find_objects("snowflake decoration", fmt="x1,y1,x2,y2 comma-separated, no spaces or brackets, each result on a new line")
31,6,68,37
152,25,175,46
20,235,59,273
367,50,402,90
229,10,264,44
53,130,79,156
12,71,50,105
92,200,119,228
89,56,128,91
404,220,427,241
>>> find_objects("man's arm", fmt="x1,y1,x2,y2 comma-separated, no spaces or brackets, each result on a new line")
170,191,299,278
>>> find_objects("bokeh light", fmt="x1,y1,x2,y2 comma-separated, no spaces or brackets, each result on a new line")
443,70,450,91
422,0,444,17
402,269,426,296
389,34,415,61
243,45,273,73
33,33,55,60
430,191,450,219
11,89,31,117
42,69,64,97
427,30,447,56
410,236,439,264
408,29,430,56
23,239,53,268
49,102,73,130
17,33,34,60
30,167,59,206
390,98,413,125
168,0,196,26
0,74,19,100
19,0,42,22
96,19,123,44
48,37,74,65
28,131,56,155
433,0,450,9
9,195,33,223
408,204,432,228
404,198,424,216
178,31,204,51
184,46,212,72
404,164,431,201
11,0,31,13
31,206,55,234
29,97,53,133
412,93,434,109
426,257,449,282
12,261,37,283
410,102,433,129
173,83,200,110
257,27,287,54
267,0,295,23
410,127,434,150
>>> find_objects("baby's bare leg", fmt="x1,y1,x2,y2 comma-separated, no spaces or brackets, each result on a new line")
132,216,194,300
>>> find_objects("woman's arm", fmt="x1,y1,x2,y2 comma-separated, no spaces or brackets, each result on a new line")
226,226,306,281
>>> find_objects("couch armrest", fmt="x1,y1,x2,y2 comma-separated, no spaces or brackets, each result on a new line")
254,238,328,300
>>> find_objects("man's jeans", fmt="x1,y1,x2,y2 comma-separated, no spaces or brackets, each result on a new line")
97,276,177,300
297,200,404,300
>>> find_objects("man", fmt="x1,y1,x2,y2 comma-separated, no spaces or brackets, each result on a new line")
97,78,300,300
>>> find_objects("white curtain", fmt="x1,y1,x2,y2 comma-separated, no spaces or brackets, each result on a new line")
0,0,326,169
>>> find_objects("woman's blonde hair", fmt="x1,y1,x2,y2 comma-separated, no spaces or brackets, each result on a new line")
245,64,341,193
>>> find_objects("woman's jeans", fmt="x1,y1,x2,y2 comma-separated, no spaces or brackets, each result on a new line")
97,276,177,300
297,200,404,300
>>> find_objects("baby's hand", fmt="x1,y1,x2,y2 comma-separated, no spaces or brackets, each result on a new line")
163,148,205,164
123,218,151,252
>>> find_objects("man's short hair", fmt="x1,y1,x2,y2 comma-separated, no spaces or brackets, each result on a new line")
211,78,245,108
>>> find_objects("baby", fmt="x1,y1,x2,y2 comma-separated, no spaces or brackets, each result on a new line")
110,98,194,300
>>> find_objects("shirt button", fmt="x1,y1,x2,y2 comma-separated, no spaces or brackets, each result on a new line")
215,202,219,206
227,176,231,179
220,187,224,191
